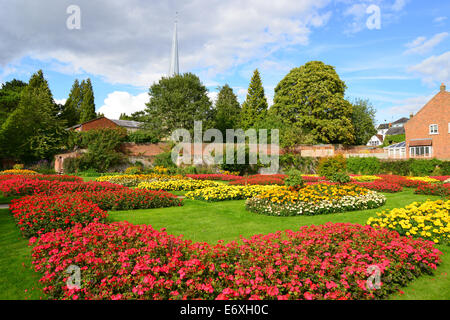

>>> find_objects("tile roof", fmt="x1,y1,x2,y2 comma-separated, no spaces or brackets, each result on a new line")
110,119,143,129
385,126,405,136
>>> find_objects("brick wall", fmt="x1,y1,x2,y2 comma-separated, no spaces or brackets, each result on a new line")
404,85,450,160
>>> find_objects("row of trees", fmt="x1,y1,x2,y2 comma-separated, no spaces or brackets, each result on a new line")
142,61,377,148
0,70,98,163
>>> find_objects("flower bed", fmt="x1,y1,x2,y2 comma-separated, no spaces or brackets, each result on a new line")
0,178,124,197
0,169,38,175
367,200,450,245
350,175,382,182
430,176,450,182
376,175,430,188
185,185,280,201
96,174,187,187
354,181,403,193
229,175,286,186
138,179,221,191
415,183,450,197
185,174,242,181
10,194,108,238
0,174,82,183
406,176,440,183
246,184,386,216
29,222,441,300
77,189,183,211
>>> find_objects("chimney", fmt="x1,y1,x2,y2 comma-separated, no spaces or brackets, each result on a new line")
441,83,446,92
410,113,414,119
389,123,392,128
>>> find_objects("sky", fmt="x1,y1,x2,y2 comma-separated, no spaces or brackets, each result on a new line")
0,0,449,125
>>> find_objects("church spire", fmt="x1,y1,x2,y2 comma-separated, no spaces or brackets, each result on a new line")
169,14,179,77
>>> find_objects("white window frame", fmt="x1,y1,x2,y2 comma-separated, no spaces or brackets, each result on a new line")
410,146,433,158
429,124,439,135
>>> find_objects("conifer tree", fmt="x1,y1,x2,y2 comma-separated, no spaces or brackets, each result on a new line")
240,69,268,130
79,78,96,123
61,79,82,126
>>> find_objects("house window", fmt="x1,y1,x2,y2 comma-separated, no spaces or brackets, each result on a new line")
410,146,432,158
429,124,439,134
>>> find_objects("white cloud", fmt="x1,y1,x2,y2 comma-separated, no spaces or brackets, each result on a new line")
388,94,434,115
55,98,67,105
433,16,447,24
0,0,332,87
391,0,408,12
409,51,450,84
404,33,449,55
97,91,148,119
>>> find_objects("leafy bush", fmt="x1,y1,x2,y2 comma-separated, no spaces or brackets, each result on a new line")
124,166,142,175
328,172,351,184
152,151,177,169
126,130,159,144
280,154,318,173
284,170,304,189
380,160,410,176
317,155,347,179
409,159,442,177
347,157,381,175
30,222,442,300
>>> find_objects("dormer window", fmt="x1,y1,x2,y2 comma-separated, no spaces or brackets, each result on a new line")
429,124,439,135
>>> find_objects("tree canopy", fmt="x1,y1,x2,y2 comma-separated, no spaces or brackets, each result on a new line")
271,61,355,145
0,70,66,162
213,84,241,135
350,98,377,145
79,79,96,123
144,73,213,139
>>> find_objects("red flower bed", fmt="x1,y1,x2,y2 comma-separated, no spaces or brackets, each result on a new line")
77,189,183,211
354,181,403,193
376,175,429,188
0,178,124,197
30,222,441,300
415,183,450,197
10,194,108,238
229,175,286,185
186,174,242,181
430,176,450,182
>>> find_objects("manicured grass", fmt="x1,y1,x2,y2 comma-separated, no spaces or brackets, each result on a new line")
0,209,43,300
0,194,19,205
108,190,439,243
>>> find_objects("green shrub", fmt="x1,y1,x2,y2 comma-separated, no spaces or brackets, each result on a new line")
126,130,159,144
347,157,381,175
328,172,351,184
380,160,410,176
409,159,442,176
152,151,177,169
441,161,450,175
317,155,347,179
284,169,305,189
280,153,318,173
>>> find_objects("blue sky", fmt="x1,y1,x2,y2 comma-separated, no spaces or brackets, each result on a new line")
0,0,449,125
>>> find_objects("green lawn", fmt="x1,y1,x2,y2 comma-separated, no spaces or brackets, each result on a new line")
1,189,448,300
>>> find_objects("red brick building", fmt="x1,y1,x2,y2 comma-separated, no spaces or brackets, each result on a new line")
404,83,450,160
69,117,143,132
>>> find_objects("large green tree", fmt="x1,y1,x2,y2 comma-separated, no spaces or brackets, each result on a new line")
60,79,82,127
213,84,241,135
79,78,96,123
144,73,213,139
119,110,146,122
0,70,66,161
351,98,377,145
0,79,27,126
271,61,355,145
240,69,268,130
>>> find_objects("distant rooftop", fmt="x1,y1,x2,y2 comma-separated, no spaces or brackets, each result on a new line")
110,119,143,129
